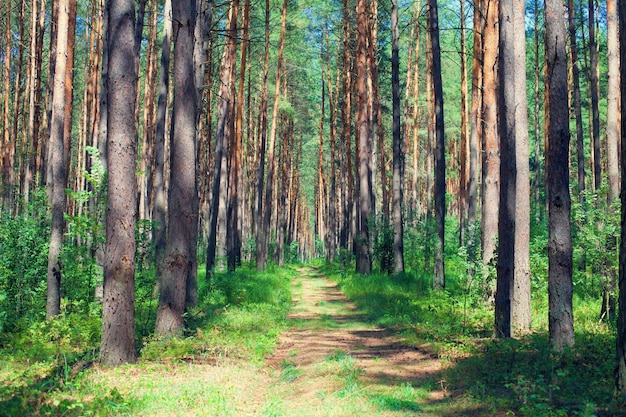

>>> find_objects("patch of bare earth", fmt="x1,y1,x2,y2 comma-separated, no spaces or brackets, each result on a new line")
259,267,451,416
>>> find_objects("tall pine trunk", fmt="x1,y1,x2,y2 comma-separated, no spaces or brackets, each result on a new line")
153,0,172,291
207,0,238,273
258,0,287,272
255,0,271,270
459,0,469,245
355,0,372,275
428,0,445,290
46,0,73,318
101,0,138,366
606,0,620,203
156,0,198,336
588,0,601,191
468,0,482,235
481,0,499,296
545,0,574,351
615,0,626,391
567,0,585,200
391,0,404,273
496,0,530,337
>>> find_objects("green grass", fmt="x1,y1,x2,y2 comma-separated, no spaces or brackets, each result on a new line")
320,261,619,416
0,265,296,416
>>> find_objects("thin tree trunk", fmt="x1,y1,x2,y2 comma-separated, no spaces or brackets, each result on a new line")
2,0,13,209
101,0,137,366
546,0,574,351
459,0,469,245
425,27,433,273
468,0,482,231
46,0,72,318
255,0,270,270
207,0,238,273
567,0,585,200
153,0,172,290
607,0,620,203
326,25,337,263
428,0,445,290
10,0,26,212
317,47,326,250
140,0,158,223
339,0,353,261
228,0,249,271
589,0,601,191
258,0,287,272
411,11,421,217
615,0,626,391
63,0,77,201
602,0,619,321
481,0,499,296
356,0,372,275
511,0,531,333
391,0,404,274
25,0,40,202
533,0,542,218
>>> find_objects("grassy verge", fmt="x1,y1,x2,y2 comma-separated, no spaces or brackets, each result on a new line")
0,265,295,416
320,261,619,416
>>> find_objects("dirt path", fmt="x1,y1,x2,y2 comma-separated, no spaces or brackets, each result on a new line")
258,267,447,416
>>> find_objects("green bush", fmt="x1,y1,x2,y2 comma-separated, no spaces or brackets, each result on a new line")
0,189,49,336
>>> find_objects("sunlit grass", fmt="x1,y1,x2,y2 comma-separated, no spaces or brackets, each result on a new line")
321,259,619,416
0,265,296,416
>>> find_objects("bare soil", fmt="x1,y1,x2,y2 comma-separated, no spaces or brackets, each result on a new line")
258,267,452,416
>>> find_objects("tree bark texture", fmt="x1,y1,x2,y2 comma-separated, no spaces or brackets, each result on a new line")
153,0,171,291
46,0,72,318
258,0,287,272
428,0,445,289
207,0,238,273
545,0,574,351
468,0,483,229
156,0,198,336
481,0,499,289
391,0,404,274
495,0,530,337
606,0,620,203
567,0,585,199
588,0,601,191
615,0,626,392
356,0,372,275
255,0,271,270
101,0,138,366
459,0,469,245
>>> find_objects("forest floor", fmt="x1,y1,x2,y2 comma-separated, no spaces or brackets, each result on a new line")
87,266,488,416
255,266,449,415
2,266,501,416
244,266,492,416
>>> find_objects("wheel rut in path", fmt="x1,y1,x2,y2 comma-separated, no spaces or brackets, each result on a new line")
262,266,445,415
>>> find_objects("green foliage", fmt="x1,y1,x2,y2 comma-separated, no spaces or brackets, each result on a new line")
0,189,49,336
372,216,393,274
8,311,101,362
141,266,294,363
322,262,491,342
324,241,618,416
572,186,619,304
0,357,131,417
446,333,615,416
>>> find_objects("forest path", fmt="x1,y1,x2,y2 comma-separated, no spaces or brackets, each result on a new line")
254,266,447,416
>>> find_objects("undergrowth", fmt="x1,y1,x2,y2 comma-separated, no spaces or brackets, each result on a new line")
0,265,295,416
321,260,619,416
